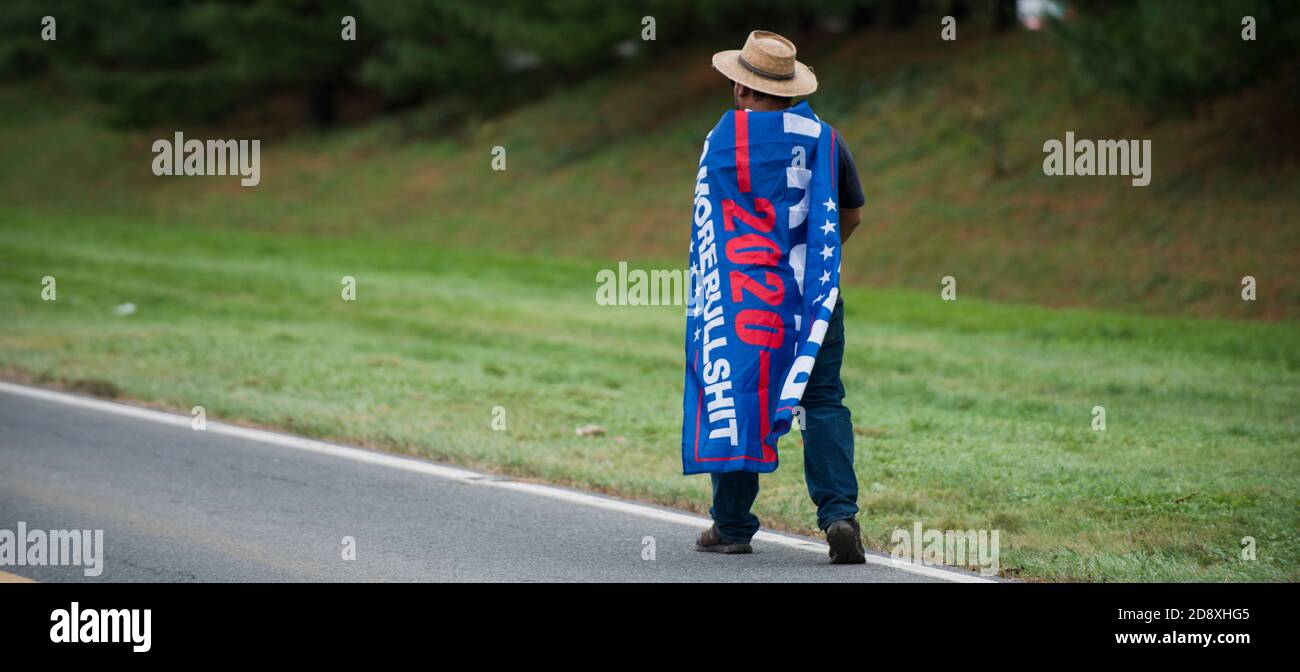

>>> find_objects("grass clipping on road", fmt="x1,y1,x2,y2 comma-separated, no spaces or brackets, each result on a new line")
2,212,1297,582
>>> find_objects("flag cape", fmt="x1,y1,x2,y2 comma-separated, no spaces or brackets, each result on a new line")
682,101,841,475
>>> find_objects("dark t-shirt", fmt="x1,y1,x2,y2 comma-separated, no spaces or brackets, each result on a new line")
833,136,863,307
836,138,865,210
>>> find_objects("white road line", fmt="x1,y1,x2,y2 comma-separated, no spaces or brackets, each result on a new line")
0,381,995,583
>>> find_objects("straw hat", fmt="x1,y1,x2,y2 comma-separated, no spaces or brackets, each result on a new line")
712,30,818,98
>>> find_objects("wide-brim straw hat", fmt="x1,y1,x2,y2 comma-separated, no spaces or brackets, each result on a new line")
712,30,818,98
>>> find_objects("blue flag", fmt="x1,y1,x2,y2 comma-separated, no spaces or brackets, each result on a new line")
683,101,841,475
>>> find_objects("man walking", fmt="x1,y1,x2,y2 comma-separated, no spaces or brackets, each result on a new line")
694,30,867,564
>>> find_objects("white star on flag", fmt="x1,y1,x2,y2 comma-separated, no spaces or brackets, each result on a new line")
688,239,694,254
821,220,837,235
819,270,831,284
814,293,825,303
820,244,834,260
694,328,701,341
823,197,836,212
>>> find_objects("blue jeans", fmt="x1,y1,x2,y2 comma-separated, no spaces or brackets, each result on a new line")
709,300,859,543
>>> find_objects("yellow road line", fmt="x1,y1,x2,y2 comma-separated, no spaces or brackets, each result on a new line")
0,570,36,583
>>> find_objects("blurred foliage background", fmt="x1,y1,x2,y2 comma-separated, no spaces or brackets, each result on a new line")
12,0,1295,127
1058,0,1300,113
1,0,1297,318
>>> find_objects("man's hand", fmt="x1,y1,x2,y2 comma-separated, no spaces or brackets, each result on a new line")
840,207,861,243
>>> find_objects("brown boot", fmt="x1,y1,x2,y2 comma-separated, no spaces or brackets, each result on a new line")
825,519,866,564
696,525,753,554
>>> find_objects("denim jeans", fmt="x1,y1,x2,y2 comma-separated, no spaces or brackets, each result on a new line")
709,300,859,543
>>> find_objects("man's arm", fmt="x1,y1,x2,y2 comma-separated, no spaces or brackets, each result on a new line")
840,207,861,243
835,139,865,245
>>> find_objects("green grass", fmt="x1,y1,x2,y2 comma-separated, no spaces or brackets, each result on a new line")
2,28,1297,320
2,210,1296,581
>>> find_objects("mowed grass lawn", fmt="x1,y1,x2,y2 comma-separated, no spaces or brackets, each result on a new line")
2,210,1296,582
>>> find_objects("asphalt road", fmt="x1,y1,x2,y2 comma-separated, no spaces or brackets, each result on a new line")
0,383,981,583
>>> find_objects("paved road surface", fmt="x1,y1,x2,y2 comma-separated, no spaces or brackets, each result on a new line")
0,383,988,583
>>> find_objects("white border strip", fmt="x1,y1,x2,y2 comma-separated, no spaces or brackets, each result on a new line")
0,381,994,583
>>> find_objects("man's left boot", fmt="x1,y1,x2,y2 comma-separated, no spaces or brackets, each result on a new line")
826,518,866,564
